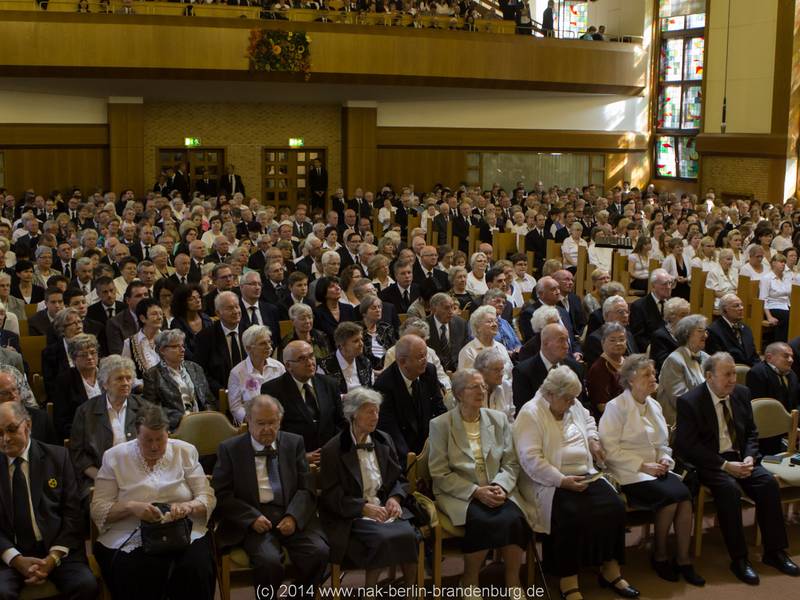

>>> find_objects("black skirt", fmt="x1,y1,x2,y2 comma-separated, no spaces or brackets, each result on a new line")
462,499,532,553
344,517,418,569
544,479,626,577
621,472,691,511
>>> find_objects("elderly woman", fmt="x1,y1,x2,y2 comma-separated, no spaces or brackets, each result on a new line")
586,322,628,418
562,222,588,274
0,300,20,346
458,305,513,376
513,366,638,600
358,294,397,371
649,297,690,374
170,283,213,357
312,276,356,347
429,369,531,600
466,252,489,296
91,402,217,600
279,302,332,363
319,387,419,590
142,329,216,431
760,253,792,342
53,333,101,440
518,305,562,362
599,356,704,586
150,244,175,280
739,244,768,281
474,347,515,422
42,307,83,399
448,266,475,310
320,321,373,394
369,254,394,290
484,288,521,354
705,248,739,309
122,298,163,390
656,314,709,425
227,325,286,426
582,268,611,319
70,355,144,500
33,245,57,288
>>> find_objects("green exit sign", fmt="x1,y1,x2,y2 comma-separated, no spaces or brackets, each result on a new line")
184,137,201,147
289,138,304,148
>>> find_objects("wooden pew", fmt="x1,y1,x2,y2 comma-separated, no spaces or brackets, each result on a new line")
546,239,559,262
20,336,47,376
689,267,705,315
468,227,479,257
575,246,589,298
407,214,421,245
789,285,800,341
492,232,516,262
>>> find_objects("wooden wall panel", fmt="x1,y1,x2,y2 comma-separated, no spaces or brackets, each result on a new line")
108,103,144,195
342,107,377,196
376,149,468,192
2,147,109,195
0,124,108,146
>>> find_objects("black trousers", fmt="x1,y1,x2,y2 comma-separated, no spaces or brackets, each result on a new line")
0,554,97,600
94,533,216,600
699,460,787,560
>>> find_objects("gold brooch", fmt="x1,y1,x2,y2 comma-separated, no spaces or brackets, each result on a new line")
48,478,57,489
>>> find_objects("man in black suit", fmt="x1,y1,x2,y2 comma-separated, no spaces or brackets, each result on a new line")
212,396,329,598
239,271,281,343
195,169,217,198
790,335,800,382
0,372,57,445
53,242,76,281
0,402,97,600
260,341,345,467
412,245,450,292
374,335,446,458
295,237,323,283
705,294,758,366
512,323,584,415
629,269,672,352
28,287,63,337
432,202,452,246
105,281,148,355
518,276,581,356
427,293,470,372
187,240,207,284
524,212,548,275
167,253,192,287
452,202,476,254
259,261,289,306
359,191,377,219
202,263,236,316
194,291,245,399
292,204,313,240
552,269,587,338
674,352,800,584
220,164,245,197
128,223,157,263
307,159,328,213
86,277,126,326
378,259,418,314
337,231,361,270
345,188,364,215
583,296,638,368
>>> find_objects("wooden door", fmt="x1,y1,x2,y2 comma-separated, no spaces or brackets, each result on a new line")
157,147,225,197
262,147,326,208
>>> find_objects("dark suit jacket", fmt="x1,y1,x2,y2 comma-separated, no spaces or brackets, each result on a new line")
583,327,638,369
674,383,760,473
142,361,216,431
705,318,758,367
53,367,98,440
106,310,138,356
27,310,54,337
193,322,243,399
86,300,126,326
219,173,245,197
212,431,319,549
427,315,470,372
432,214,451,244
293,220,313,240
294,256,317,282
308,166,328,195
791,336,800,382
524,228,548,272
260,372,345,453
378,282,419,315
518,301,580,354
412,262,450,292
630,294,667,352
746,360,799,412
319,428,409,564
320,353,373,394
586,307,604,338
650,326,678,375
28,406,58,445
247,250,269,275
0,440,85,558
239,298,281,345
196,178,218,197
312,303,356,346
374,362,446,459
562,293,586,338
69,393,143,494
187,259,204,284
259,279,288,306
452,215,475,253
478,221,504,245
511,353,585,415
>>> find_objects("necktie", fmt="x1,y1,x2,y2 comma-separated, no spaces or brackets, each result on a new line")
402,289,410,309
12,457,37,554
780,373,789,391
733,324,743,346
249,306,259,325
144,245,151,259
427,271,433,280
721,399,738,449
658,299,665,317
64,264,71,280
303,383,319,419
355,443,375,451
229,331,242,365
440,324,452,369
107,307,114,319
180,276,187,285
411,379,421,412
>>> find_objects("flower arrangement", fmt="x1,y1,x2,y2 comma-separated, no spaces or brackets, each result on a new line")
247,29,311,80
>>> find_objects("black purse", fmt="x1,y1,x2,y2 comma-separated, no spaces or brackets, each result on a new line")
140,503,193,556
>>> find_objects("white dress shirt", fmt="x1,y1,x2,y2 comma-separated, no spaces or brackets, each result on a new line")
336,349,362,391
708,386,735,454
107,398,128,447
353,429,382,507
82,376,101,401
759,270,792,311
251,436,278,504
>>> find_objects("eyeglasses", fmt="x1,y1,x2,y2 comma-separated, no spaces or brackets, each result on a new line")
163,344,185,351
287,355,315,364
75,350,98,359
465,383,488,392
0,418,25,436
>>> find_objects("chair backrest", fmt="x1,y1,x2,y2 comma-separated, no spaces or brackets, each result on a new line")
415,439,431,489
752,398,798,444
20,336,47,375
735,364,750,385
32,373,46,406
171,411,241,456
218,389,229,416
24,304,38,319
279,320,293,340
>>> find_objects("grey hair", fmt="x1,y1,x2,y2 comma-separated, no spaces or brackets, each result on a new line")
214,290,239,314
469,252,488,269
429,292,453,310
747,244,764,257
539,365,582,401
602,295,627,319
718,293,741,313
531,305,560,334
649,268,670,285
0,272,10,284
303,234,321,252
618,354,654,389
448,266,467,285
66,333,99,361
701,351,735,376
52,307,81,337
718,248,733,261
288,302,313,320
358,294,381,316
134,402,170,432
245,394,285,420
469,305,497,333
0,300,5,314
0,400,30,423
76,257,93,270
148,244,168,259
239,270,261,286
398,316,430,339
241,324,272,351
342,386,383,422
600,321,627,342
34,245,52,259
663,297,690,324
599,281,626,301
334,321,363,347
674,314,708,346
154,329,186,353
321,250,340,266
483,288,506,305
97,355,136,388
452,368,481,399
395,334,423,361
474,347,506,373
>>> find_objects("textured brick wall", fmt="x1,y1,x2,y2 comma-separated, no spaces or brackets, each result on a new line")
700,156,771,201
142,102,342,203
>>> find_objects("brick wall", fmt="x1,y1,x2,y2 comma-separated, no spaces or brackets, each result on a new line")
700,156,772,201
142,102,342,204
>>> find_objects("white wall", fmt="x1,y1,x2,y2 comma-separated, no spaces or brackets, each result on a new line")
377,94,648,132
530,0,646,38
0,91,107,124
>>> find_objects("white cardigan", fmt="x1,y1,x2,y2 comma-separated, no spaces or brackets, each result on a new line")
598,389,674,486
512,391,601,534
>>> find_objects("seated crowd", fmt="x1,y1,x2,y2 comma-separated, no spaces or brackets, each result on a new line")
1,176,800,600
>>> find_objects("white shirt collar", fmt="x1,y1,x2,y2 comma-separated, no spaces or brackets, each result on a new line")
707,383,729,406
250,435,277,452
220,322,239,337
539,351,555,371
336,349,354,370
7,439,31,466
106,397,128,414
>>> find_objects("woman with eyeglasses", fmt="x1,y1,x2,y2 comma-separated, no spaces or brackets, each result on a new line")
53,333,101,441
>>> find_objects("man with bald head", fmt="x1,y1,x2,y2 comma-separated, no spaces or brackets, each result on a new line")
519,276,581,358
511,323,585,415
412,245,450,291
260,341,344,467
0,371,57,444
630,268,674,351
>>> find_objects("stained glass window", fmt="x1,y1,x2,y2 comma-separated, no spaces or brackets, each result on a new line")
556,0,589,39
684,37,704,80
658,86,682,129
681,85,702,129
656,137,677,178
661,17,685,31
678,138,700,178
686,13,705,29
661,38,684,82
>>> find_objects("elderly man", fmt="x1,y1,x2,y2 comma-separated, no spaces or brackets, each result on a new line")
629,269,673,351
338,231,361,270
202,263,236,316
208,236,231,265
188,239,207,283
0,402,97,600
295,236,323,282
674,353,800,584
374,335,446,458
260,341,344,467
212,395,329,599
194,291,244,398
427,293,470,372
705,294,758,366
519,276,579,356
0,370,56,444
413,245,450,291
168,253,192,287
583,295,639,368
552,269,586,337
239,271,280,343
378,259,419,315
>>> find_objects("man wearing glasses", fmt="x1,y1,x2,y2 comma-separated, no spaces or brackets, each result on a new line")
0,371,56,445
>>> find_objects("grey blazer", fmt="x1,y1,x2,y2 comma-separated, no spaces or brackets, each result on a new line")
427,407,526,527
142,360,216,430
3,296,27,324
656,346,709,425
69,393,143,496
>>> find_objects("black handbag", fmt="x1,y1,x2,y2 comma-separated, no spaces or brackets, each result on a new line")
401,493,431,528
140,503,192,556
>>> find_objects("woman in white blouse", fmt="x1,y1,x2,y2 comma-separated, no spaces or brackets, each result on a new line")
689,236,717,272
466,251,489,296
458,305,513,376
656,314,709,425
772,220,795,253
121,298,162,391
726,229,747,271
599,355,703,586
627,236,651,293
91,402,217,600
513,367,638,600
588,226,614,274
760,253,792,342
740,244,768,280
227,325,286,426
705,248,739,310
561,222,588,273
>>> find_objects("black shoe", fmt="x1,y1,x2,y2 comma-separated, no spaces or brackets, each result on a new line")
597,575,640,598
676,563,706,587
651,557,678,582
763,550,800,576
730,559,760,585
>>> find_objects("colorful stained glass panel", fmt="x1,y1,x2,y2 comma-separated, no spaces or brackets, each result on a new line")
684,37,704,80
661,38,684,82
656,136,677,178
678,137,700,178
658,86,682,129
681,85,702,129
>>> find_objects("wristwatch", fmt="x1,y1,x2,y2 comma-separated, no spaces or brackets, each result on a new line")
48,553,61,568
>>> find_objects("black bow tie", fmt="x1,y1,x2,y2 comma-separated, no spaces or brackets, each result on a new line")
355,443,374,452
254,448,277,459
690,354,702,363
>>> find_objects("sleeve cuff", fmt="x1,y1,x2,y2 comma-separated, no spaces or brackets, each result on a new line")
49,546,69,558
2,548,19,566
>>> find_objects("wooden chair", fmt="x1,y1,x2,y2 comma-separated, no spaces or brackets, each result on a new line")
24,304,38,319
279,320,293,340
492,232,516,262
17,319,28,337
218,389,229,417
170,411,243,456
20,335,47,375
32,373,46,406
689,268,706,315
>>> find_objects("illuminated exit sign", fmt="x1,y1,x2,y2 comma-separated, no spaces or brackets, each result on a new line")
289,138,304,148
184,137,201,147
